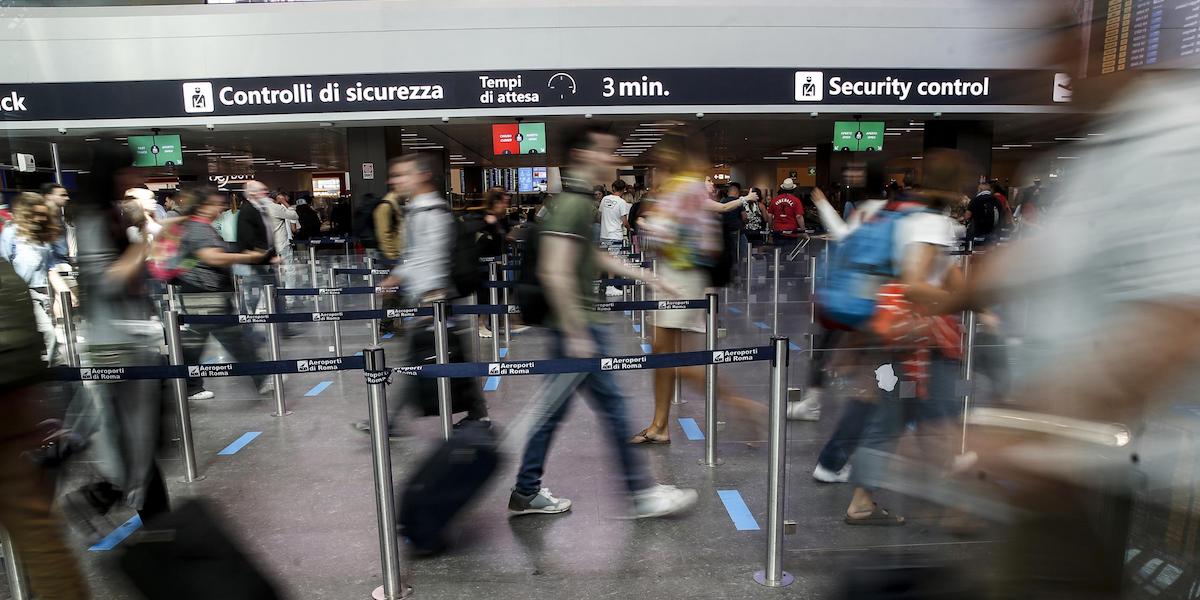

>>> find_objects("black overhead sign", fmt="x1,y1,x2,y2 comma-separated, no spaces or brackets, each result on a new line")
0,68,1067,122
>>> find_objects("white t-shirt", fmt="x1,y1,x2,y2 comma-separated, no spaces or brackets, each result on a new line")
894,211,956,285
598,194,630,240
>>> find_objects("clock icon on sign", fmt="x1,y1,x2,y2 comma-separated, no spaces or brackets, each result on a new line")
547,72,577,100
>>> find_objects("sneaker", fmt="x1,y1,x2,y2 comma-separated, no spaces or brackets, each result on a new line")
187,389,215,401
479,325,494,339
508,487,572,516
605,286,623,297
787,388,823,421
630,484,699,519
813,463,852,483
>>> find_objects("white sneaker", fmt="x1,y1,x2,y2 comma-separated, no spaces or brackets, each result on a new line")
812,463,851,483
605,286,623,297
787,388,823,421
187,390,215,401
631,484,699,519
508,487,572,516
479,325,494,339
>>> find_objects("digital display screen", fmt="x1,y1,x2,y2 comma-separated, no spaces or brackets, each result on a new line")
1090,0,1200,75
832,121,885,152
128,134,183,167
492,123,546,155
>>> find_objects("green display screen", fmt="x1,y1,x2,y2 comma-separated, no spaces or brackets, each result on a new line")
832,122,885,152
129,134,184,167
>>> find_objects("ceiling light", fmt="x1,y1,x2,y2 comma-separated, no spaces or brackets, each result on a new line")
401,133,419,137
84,137,101,142
911,156,924,160
1056,156,1080,160
630,133,662,137
319,122,334,127
639,122,683,127
763,157,788,160
224,154,250,159
636,128,668,132
992,147,1009,150
113,137,127,141
1054,137,1086,141
1087,133,1105,136
884,133,902,136
908,121,925,127
408,145,444,150
1003,144,1033,148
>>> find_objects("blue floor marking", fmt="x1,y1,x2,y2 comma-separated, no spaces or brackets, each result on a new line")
789,342,803,352
500,347,509,358
678,418,704,441
218,431,262,456
305,381,333,397
641,343,652,353
754,321,771,330
633,324,641,333
717,490,761,531
729,306,743,315
354,351,363,356
88,514,142,552
382,332,395,339
483,376,501,391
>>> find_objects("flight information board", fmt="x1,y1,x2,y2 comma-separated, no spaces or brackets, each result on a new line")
1093,0,1200,75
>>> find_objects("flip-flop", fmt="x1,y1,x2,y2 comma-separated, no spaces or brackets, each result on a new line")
844,504,906,527
629,428,671,445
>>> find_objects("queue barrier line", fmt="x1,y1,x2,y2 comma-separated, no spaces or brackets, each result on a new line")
485,277,642,289
331,268,394,276
275,285,400,297
50,354,367,382
175,299,710,325
389,345,774,379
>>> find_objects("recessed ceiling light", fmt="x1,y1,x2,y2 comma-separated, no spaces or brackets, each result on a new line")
911,156,924,160
992,147,1009,150
113,137,127,141
1087,133,1105,137
84,137,101,142
1003,144,1033,148
884,133,902,136
1056,156,1079,160
225,154,250,159
409,145,444,150
1054,137,1086,141
763,157,788,160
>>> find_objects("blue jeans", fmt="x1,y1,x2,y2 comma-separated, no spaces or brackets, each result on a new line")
515,325,653,496
816,397,875,473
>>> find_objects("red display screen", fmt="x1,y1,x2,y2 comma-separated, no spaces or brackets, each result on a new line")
492,124,521,155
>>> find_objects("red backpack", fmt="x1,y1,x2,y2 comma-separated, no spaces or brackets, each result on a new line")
147,220,192,282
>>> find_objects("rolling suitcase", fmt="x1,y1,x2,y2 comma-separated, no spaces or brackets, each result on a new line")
409,327,483,417
398,420,499,555
116,500,282,600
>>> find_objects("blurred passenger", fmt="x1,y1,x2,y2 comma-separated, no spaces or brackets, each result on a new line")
742,186,769,247
508,127,697,518
233,180,277,316
626,185,648,253
373,180,406,334
266,192,300,322
353,192,382,252
174,188,277,400
0,255,88,599
9,192,64,364
64,141,171,543
213,192,240,244
41,182,72,262
360,154,489,435
295,197,322,241
964,181,1000,247
631,142,761,444
470,187,511,338
0,190,33,260
598,179,631,296
715,181,746,283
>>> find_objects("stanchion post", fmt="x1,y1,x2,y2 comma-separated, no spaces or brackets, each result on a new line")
755,336,793,587
263,285,291,417
58,290,79,367
329,267,343,356
1,528,29,600
650,260,659,340
432,300,454,441
808,255,818,325
772,246,781,335
366,257,381,347
745,240,753,284
488,262,500,362
701,293,721,467
308,244,319,288
343,239,351,264
501,255,511,348
960,251,977,453
164,310,203,482
363,347,411,600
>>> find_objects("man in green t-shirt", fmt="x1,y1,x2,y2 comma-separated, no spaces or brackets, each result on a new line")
508,127,698,519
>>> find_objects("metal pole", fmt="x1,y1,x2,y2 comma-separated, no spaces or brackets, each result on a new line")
164,309,202,482
808,255,818,325
232,274,246,314
501,255,511,348
701,293,721,467
961,252,977,453
433,300,454,441
263,285,290,417
308,244,319,288
488,262,500,362
772,247,781,335
650,260,659,340
343,239,351,264
638,283,647,340
745,240,753,285
1,528,29,600
329,267,343,356
366,257,380,347
755,336,793,587
363,347,411,600
58,290,79,368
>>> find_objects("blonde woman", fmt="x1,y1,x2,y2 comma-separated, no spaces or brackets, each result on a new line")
9,192,65,362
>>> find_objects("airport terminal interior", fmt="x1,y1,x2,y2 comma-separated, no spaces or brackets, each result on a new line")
0,1,1198,599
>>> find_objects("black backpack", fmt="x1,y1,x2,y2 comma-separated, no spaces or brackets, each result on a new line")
515,222,549,325
411,205,482,299
352,195,382,248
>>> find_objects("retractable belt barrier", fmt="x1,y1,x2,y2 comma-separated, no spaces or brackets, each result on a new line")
390,345,773,379
306,236,351,246
331,268,394,276
51,355,367,382
484,277,642,288
275,285,400,297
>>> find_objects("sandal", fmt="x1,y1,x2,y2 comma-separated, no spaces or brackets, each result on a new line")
844,504,906,527
629,428,671,445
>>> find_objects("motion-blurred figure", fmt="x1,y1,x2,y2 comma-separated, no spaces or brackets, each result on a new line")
0,250,88,599
8,192,65,364
508,127,698,518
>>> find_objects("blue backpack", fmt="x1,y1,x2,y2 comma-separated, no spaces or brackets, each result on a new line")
815,202,928,330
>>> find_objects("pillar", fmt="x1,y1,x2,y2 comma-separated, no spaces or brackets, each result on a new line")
923,120,994,178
